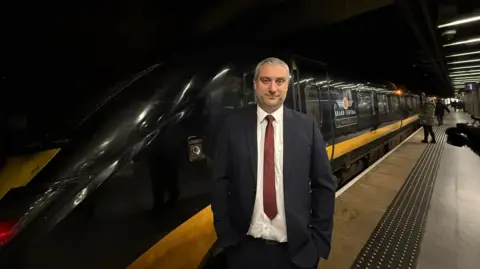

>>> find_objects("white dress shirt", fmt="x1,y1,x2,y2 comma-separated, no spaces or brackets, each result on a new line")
247,105,288,242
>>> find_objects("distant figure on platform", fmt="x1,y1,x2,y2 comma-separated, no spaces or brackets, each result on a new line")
419,98,436,144
451,101,457,112
211,57,336,269
435,99,450,125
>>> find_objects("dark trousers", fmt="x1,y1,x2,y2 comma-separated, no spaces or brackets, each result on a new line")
225,236,317,269
423,125,436,142
436,115,443,125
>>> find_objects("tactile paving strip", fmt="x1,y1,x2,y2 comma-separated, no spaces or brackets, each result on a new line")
350,126,447,269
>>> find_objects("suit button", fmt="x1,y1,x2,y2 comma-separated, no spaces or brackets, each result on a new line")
309,224,313,228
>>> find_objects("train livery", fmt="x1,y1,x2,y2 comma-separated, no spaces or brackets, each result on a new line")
0,49,422,268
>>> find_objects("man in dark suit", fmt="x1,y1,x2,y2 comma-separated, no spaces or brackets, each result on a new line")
211,57,336,269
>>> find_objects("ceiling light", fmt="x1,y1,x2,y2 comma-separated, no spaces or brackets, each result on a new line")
451,80,480,84
450,72,480,77
451,77,480,81
447,59,480,64
450,69,480,74
449,64,480,70
451,76,480,79
438,15,480,28
446,51,480,58
452,80,479,83
443,37,480,47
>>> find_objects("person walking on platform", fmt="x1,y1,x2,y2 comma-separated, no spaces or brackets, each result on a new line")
419,98,436,144
211,57,336,269
435,99,450,125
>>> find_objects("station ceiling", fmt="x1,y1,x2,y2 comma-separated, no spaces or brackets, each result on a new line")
41,0,478,96
3,0,480,142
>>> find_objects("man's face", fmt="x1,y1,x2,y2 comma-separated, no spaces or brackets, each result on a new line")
254,64,289,112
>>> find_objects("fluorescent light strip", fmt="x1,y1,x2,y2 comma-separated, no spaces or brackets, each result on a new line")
446,50,480,58
443,37,480,47
452,79,480,82
450,72,480,77
452,78,480,82
451,74,480,77
450,69,480,74
447,59,480,64
449,64,480,70
452,80,478,85
453,81,479,84
438,15,480,28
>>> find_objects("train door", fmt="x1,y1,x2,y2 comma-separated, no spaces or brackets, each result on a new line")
356,90,376,131
291,57,333,145
377,93,389,125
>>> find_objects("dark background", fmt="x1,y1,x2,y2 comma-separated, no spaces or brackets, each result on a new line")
1,0,479,153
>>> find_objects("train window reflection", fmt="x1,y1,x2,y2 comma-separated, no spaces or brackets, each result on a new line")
405,96,413,110
244,72,256,105
358,91,374,118
304,85,322,126
378,94,387,114
390,95,399,112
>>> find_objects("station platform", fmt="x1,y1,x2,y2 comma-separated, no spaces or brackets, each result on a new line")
321,111,480,269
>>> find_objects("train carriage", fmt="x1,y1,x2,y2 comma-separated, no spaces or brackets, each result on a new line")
0,48,421,268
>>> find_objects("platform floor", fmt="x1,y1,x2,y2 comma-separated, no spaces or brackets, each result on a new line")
416,113,480,269
321,111,480,269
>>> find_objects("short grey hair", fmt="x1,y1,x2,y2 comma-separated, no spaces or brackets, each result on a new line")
253,57,290,81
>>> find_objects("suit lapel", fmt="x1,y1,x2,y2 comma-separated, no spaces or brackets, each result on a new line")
283,107,294,183
245,107,258,182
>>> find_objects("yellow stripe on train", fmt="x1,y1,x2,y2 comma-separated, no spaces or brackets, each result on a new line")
0,148,61,201
326,115,418,160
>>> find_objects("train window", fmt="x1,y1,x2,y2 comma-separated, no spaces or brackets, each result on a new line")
390,95,399,112
399,96,405,108
378,94,387,114
244,72,256,105
385,95,390,113
208,74,244,111
204,69,245,156
357,91,374,118
371,92,376,115
304,85,322,126
406,96,413,110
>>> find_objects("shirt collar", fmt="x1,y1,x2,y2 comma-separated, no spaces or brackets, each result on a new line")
257,105,284,123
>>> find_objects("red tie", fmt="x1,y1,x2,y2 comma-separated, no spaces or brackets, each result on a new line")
263,115,277,220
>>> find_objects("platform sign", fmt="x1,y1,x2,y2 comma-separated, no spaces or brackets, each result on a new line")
465,82,478,91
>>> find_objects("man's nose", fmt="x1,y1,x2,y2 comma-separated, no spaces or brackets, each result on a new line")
268,83,279,92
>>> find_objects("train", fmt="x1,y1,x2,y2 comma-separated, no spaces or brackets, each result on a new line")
0,47,422,269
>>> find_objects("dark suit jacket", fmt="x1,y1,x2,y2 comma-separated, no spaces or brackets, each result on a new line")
211,105,336,268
